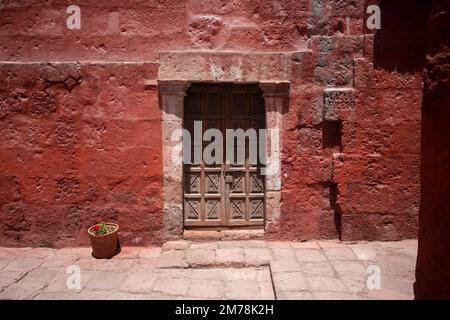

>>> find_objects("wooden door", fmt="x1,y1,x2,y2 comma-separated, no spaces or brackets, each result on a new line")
183,84,265,229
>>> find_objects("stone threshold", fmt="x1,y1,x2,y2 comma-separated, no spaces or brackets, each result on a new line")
183,229,264,241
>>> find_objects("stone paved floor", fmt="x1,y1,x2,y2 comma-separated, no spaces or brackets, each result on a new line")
0,239,417,300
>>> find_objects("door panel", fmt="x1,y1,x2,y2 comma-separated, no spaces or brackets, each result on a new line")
183,84,265,228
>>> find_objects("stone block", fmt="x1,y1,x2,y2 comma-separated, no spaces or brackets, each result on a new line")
323,247,357,261
215,248,245,266
120,273,157,294
184,230,221,241
244,248,272,266
294,249,328,263
220,229,264,240
323,88,356,121
185,249,216,267
155,251,188,269
308,276,348,292
162,240,191,251
272,272,309,292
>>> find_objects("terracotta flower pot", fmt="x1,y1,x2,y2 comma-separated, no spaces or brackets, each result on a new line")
88,223,119,259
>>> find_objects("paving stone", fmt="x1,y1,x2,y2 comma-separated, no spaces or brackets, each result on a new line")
186,249,216,267
291,241,320,250
375,240,417,250
271,247,296,261
0,248,32,259
139,247,161,258
0,274,22,289
84,271,127,290
66,290,111,300
267,241,292,249
162,240,191,251
215,248,245,266
256,268,275,300
56,248,91,257
245,240,267,248
331,260,366,279
0,258,14,270
349,244,379,261
152,277,190,296
277,291,314,300
2,257,44,272
188,279,224,299
222,268,258,281
308,276,348,293
295,249,327,262
224,280,260,300
217,241,244,248
184,230,221,241
120,273,157,294
0,281,47,300
144,293,186,300
74,257,107,271
221,229,264,240
341,277,367,294
132,258,157,272
272,272,309,292
270,260,302,273
99,259,136,272
380,275,414,296
105,292,150,300
40,253,79,269
190,269,223,280
189,242,218,250
302,262,335,277
33,292,72,300
391,246,418,258
156,269,192,279
21,248,57,259
323,247,357,261
365,288,412,300
19,268,59,284
244,247,272,266
116,247,141,259
259,281,276,300
313,291,362,300
256,268,272,282
155,251,188,269
376,253,416,278
318,240,343,248
45,270,93,293
378,241,418,258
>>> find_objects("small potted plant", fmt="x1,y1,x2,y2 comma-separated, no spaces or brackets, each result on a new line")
88,222,119,259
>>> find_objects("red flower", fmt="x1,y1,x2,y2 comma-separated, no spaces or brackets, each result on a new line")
93,225,100,232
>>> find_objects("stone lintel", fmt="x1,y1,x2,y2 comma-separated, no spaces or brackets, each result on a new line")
159,51,291,83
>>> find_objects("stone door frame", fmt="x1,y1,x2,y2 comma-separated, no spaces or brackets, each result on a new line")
158,52,290,240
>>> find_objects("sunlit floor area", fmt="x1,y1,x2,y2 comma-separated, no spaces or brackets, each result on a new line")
0,240,417,300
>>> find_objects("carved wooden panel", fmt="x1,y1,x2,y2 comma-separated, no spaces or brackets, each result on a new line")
206,173,220,194
185,199,200,220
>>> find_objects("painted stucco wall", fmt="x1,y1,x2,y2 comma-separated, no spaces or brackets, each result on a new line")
0,0,424,246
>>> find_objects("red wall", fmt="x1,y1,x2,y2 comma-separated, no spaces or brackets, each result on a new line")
0,0,423,246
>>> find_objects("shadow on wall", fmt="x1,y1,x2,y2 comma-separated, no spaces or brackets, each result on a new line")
373,0,431,73
415,0,450,300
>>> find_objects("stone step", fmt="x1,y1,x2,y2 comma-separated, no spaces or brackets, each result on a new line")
183,229,265,241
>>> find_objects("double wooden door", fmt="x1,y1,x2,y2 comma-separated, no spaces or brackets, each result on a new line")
183,84,266,228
